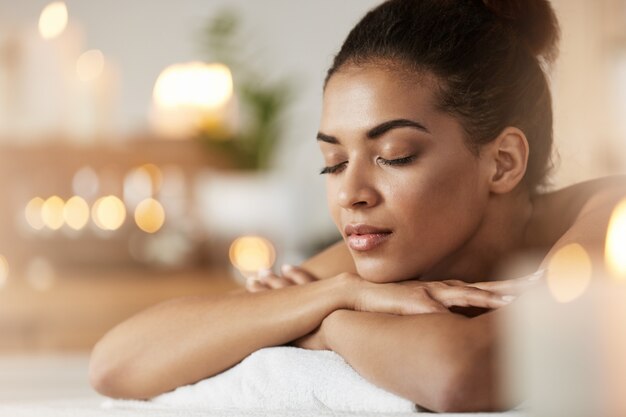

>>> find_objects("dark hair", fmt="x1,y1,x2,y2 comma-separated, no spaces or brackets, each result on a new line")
326,0,560,194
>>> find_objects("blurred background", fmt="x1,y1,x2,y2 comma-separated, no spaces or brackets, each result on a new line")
0,0,624,372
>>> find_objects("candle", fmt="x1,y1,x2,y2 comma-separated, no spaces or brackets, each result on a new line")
502,197,626,417
149,62,235,140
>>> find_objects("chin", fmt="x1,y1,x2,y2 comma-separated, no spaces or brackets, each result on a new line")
354,259,417,283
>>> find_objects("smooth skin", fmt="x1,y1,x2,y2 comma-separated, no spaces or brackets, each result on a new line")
89,64,626,412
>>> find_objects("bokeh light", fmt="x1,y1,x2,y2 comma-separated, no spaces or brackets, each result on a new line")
0,255,8,289
39,1,68,40
605,198,626,280
123,164,162,208
547,243,592,303
25,197,46,230
141,164,163,194
63,196,90,230
153,62,233,109
72,166,99,199
76,49,104,82
92,195,126,230
229,236,276,273
41,196,65,230
134,198,165,233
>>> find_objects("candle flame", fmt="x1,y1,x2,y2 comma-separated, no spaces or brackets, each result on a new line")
153,62,233,110
605,198,626,280
547,243,592,303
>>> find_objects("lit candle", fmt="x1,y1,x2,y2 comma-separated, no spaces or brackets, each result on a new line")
503,198,626,417
150,62,236,140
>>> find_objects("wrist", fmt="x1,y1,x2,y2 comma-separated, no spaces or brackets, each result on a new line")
331,272,364,311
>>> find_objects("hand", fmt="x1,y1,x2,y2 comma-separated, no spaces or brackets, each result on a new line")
348,271,543,315
245,264,318,292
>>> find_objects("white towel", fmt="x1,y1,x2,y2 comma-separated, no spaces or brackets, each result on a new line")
104,346,417,413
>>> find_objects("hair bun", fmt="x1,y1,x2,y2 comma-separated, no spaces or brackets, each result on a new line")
482,0,560,63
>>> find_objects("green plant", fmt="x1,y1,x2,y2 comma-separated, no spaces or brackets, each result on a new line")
197,9,295,171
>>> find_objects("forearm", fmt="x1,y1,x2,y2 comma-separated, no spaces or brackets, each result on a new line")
323,309,499,412
90,275,353,399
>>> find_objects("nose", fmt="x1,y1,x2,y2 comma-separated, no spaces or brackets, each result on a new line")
336,164,380,209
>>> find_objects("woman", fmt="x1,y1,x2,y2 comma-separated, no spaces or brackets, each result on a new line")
89,0,626,412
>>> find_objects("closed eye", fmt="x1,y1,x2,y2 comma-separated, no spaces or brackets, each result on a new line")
319,161,347,175
378,155,416,166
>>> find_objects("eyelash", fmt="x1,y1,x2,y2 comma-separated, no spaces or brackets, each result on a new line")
319,155,416,175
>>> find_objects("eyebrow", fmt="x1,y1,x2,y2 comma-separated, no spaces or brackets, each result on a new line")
316,118,431,144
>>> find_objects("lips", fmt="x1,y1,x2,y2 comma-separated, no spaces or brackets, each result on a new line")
344,223,392,252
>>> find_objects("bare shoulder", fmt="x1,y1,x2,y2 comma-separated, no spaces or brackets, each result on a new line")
527,175,626,249
545,175,626,219
537,175,626,218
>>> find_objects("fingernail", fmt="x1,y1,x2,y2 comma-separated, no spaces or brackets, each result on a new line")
281,264,294,274
501,295,516,303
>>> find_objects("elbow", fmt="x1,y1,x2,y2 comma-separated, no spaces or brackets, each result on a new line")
89,341,150,400
427,337,507,412
88,342,124,399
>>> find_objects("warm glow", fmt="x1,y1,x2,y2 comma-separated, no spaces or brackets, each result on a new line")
39,2,68,40
547,243,592,303
134,198,165,233
124,164,163,207
605,198,626,280
229,236,276,272
41,196,65,230
0,255,8,289
25,197,46,230
153,62,233,109
92,195,126,230
76,49,104,82
63,196,89,230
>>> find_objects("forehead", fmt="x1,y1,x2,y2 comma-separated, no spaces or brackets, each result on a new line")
321,65,440,131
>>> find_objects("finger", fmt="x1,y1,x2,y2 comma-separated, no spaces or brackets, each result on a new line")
433,286,513,309
258,269,296,289
281,264,317,285
246,276,271,292
412,288,449,314
469,276,540,295
390,287,448,315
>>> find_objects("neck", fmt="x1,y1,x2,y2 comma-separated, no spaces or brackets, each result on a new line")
422,186,536,283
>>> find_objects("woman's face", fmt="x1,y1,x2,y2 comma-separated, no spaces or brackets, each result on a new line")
319,65,493,283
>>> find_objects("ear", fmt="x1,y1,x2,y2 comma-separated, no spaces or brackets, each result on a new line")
482,127,529,194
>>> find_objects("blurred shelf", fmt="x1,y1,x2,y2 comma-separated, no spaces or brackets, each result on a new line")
0,266,241,352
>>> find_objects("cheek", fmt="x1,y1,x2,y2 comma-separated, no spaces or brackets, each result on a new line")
326,179,341,226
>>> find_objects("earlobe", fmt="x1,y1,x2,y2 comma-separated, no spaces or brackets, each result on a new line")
487,127,529,194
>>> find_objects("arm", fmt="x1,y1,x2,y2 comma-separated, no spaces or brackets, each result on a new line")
320,309,502,413
89,275,353,399
90,270,492,400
